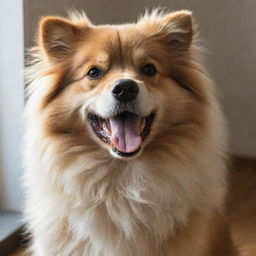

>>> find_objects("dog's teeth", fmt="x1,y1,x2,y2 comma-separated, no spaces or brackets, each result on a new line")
140,118,146,132
106,119,110,130
103,122,111,135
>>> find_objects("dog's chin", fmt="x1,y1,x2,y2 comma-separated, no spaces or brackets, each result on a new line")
87,111,155,160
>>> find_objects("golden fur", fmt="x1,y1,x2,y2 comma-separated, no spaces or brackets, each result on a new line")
24,10,238,256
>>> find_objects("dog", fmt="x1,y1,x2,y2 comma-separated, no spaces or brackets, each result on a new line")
24,9,238,256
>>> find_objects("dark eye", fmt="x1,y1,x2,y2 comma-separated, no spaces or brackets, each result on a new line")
87,67,102,80
140,63,157,76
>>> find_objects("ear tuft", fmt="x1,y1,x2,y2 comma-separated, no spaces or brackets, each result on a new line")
162,10,193,50
38,16,84,61
139,10,194,51
164,10,192,32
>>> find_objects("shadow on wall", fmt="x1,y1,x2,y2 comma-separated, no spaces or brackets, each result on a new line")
0,54,7,209
0,62,6,210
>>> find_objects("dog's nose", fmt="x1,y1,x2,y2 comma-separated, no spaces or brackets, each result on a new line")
112,79,139,102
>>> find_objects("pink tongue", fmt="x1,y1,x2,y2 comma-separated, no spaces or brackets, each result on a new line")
110,113,142,153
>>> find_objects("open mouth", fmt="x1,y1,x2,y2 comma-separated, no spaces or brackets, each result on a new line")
88,111,155,157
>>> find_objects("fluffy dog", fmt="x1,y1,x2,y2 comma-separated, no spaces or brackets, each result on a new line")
24,10,238,256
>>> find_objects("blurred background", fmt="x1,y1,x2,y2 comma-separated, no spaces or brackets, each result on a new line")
0,0,255,255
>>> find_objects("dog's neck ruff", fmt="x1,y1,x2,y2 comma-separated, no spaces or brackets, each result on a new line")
24,126,225,256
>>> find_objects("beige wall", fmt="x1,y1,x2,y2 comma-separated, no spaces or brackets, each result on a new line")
24,0,256,157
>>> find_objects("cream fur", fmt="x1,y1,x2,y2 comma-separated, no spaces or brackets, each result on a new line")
23,77,226,256
23,10,230,256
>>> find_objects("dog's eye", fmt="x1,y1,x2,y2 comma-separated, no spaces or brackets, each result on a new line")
87,67,102,80
140,64,157,76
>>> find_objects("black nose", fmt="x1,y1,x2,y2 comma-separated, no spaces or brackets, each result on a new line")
112,79,139,102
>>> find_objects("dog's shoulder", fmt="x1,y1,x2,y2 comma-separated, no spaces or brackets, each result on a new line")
166,210,238,256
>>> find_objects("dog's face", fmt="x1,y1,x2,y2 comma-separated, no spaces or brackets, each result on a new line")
37,11,205,160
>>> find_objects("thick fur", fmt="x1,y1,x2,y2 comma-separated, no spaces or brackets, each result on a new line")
23,10,238,256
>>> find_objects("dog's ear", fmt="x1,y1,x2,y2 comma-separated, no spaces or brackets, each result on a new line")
140,10,194,52
161,11,193,51
38,16,90,61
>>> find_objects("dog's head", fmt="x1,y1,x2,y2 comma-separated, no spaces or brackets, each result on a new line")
32,10,207,160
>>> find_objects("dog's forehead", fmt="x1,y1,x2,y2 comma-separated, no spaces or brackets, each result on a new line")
95,51,109,63
75,26,149,68
94,26,148,63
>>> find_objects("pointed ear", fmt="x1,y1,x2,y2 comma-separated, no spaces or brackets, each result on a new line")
161,11,194,51
140,10,194,52
38,16,88,61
